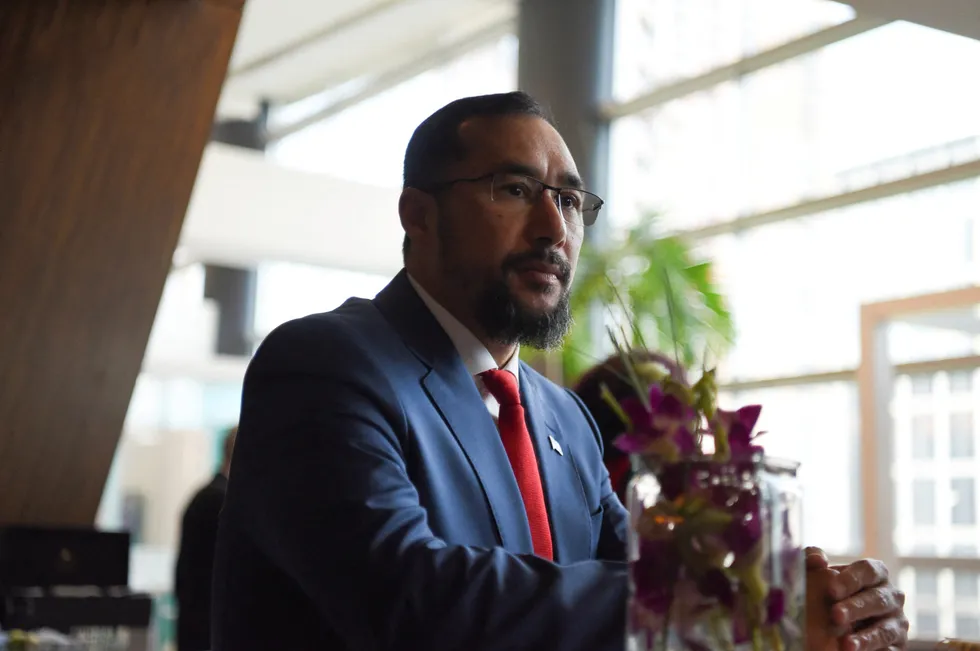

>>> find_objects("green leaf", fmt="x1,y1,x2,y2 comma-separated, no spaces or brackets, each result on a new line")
561,212,735,385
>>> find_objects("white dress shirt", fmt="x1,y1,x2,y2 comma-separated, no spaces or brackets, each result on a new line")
407,274,520,420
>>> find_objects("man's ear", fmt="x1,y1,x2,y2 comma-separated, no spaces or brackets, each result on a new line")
399,188,436,244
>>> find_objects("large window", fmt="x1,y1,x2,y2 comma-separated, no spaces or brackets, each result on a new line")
609,21,980,233
612,0,853,102
724,382,861,555
691,182,978,381
609,1,980,641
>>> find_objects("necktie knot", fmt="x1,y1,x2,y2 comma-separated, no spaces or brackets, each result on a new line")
480,369,521,407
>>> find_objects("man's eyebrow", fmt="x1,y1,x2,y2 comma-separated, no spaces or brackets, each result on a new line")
495,161,541,178
561,171,584,190
495,162,585,189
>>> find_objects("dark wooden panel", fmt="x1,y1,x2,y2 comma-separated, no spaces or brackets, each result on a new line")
0,0,246,525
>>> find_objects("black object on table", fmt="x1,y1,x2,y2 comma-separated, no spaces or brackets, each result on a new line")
0,526,152,639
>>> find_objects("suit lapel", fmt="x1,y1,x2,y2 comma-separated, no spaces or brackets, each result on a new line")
374,271,533,554
421,363,533,554
521,367,591,563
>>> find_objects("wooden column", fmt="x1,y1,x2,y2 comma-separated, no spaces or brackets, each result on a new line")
0,0,246,525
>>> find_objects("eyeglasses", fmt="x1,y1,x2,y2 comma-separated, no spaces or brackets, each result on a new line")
422,172,604,227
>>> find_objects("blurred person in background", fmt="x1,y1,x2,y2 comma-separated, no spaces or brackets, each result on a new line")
175,425,237,651
572,350,683,503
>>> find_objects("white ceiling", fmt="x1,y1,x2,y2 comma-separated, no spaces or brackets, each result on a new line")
217,0,517,118
214,0,979,123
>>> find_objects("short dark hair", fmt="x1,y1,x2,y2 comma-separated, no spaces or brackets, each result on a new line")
401,91,554,258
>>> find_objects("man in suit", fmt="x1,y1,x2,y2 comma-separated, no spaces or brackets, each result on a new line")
212,92,907,651
176,425,237,651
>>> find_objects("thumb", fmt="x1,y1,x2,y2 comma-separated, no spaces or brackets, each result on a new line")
806,546,830,570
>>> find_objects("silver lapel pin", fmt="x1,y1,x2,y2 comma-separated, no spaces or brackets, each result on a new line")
548,435,563,456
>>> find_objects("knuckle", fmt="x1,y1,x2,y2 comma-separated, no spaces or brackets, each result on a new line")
857,559,876,573
889,623,905,646
875,590,892,611
866,629,887,649
861,558,885,577
877,560,891,581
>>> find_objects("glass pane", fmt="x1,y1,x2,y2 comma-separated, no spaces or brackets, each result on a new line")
956,616,980,640
912,415,936,460
952,478,977,526
912,374,935,396
612,0,853,102
917,612,940,639
954,572,979,600
916,569,939,596
900,566,980,641
722,381,861,555
892,364,980,557
951,413,976,459
951,370,974,393
913,480,937,526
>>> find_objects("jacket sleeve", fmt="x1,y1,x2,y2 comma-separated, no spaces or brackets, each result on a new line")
224,329,628,651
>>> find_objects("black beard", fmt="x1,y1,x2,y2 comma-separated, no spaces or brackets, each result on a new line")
474,251,573,350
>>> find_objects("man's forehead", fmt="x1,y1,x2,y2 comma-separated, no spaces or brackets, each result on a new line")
456,114,580,181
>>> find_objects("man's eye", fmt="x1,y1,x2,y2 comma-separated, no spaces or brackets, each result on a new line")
560,193,582,209
503,183,530,197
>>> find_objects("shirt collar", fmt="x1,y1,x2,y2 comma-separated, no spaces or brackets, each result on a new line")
407,274,520,381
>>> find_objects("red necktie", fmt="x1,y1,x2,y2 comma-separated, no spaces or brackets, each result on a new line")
480,369,554,560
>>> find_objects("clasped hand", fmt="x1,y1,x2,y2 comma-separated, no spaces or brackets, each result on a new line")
806,547,909,651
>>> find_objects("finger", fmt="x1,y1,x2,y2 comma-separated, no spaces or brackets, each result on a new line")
806,546,830,570
841,617,904,651
832,586,904,627
830,559,890,600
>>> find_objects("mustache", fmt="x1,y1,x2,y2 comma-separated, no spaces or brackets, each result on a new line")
502,249,572,286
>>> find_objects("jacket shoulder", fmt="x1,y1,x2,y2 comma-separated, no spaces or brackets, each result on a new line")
249,298,384,377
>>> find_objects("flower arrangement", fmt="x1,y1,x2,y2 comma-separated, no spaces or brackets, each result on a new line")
601,339,804,651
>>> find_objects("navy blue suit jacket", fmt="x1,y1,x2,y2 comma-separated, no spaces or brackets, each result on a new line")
212,271,629,651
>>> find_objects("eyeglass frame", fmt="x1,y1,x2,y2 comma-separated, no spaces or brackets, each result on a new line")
416,171,604,227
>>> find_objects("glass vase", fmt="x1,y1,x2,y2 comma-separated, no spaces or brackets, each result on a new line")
625,454,804,651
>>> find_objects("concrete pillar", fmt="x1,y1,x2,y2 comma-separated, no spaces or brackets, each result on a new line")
517,0,616,208
204,107,268,357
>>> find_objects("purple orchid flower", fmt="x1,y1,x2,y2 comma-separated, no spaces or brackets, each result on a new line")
766,587,786,623
614,384,698,456
631,538,681,614
712,405,764,456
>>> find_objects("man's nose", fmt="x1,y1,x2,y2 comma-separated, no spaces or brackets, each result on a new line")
526,190,568,246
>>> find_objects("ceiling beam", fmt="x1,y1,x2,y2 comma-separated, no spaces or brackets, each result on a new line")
267,17,515,142
229,0,409,78
600,15,890,120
